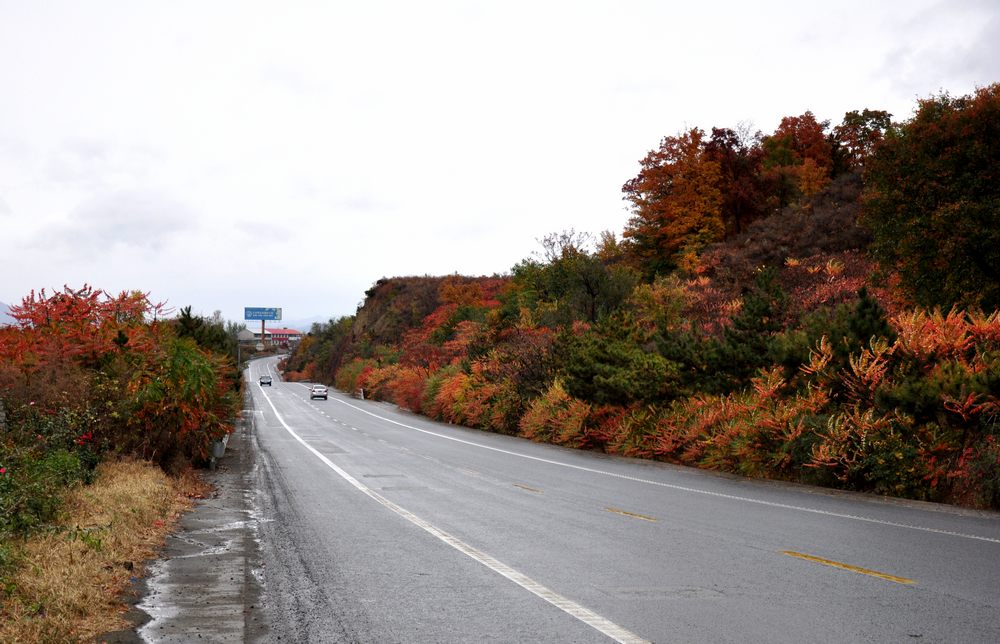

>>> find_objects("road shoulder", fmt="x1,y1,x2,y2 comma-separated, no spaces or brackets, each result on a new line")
102,400,267,643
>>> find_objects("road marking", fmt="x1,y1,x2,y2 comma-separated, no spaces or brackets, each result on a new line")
606,507,658,523
514,483,544,494
259,388,648,644
782,551,915,585
322,393,1000,545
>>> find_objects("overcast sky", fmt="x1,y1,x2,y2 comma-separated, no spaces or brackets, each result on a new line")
1,0,997,325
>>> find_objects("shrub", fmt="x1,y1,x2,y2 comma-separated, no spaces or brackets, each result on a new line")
126,336,238,469
557,319,680,405
358,364,399,401
807,407,933,498
386,366,430,413
655,367,830,479
604,405,662,458
953,436,1000,508
518,380,591,446
421,365,460,421
0,449,86,538
334,358,375,392
433,371,473,425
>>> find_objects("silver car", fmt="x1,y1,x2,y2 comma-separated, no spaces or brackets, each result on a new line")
309,384,328,400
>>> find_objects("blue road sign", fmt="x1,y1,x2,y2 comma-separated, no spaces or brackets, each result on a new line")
244,307,282,321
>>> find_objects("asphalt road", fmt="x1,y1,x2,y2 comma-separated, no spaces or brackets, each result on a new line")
247,357,1000,643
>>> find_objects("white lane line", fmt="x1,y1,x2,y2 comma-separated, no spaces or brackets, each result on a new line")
259,389,648,644
324,395,1000,545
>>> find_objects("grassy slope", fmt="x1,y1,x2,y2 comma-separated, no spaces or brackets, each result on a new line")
0,460,207,643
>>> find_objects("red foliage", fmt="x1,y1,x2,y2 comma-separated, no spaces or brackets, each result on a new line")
766,111,832,170
386,366,430,413
1,286,164,371
1,286,239,470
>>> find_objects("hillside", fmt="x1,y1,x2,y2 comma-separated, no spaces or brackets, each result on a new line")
286,86,1000,509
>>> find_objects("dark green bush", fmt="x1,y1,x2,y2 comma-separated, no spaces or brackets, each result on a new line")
0,449,86,538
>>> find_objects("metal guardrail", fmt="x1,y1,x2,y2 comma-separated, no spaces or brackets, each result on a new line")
210,433,231,470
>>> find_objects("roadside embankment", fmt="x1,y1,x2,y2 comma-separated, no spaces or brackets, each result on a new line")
0,460,205,642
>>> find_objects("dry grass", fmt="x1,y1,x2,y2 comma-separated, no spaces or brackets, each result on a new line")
0,459,209,643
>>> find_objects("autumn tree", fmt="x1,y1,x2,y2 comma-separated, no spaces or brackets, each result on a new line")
862,84,1000,309
595,230,627,264
762,111,833,207
622,128,724,278
0,286,240,472
833,109,892,170
704,126,771,235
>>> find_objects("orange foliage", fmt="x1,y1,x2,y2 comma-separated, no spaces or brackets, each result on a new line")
891,308,997,364
439,278,484,306
429,368,504,430
385,366,430,413
622,127,725,274
797,157,831,198
656,368,830,478
518,380,591,446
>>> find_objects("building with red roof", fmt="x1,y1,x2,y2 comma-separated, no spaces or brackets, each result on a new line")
264,327,302,346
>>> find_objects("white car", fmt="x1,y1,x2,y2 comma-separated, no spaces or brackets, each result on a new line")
309,384,328,400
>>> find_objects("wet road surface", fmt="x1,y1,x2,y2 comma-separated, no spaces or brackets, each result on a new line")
134,357,1000,642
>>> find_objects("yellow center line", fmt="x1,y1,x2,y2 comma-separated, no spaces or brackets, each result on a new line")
605,507,658,522
513,483,543,494
782,550,915,585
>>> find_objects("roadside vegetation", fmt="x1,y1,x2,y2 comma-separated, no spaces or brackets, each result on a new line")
286,84,1000,509
0,460,207,642
0,289,242,639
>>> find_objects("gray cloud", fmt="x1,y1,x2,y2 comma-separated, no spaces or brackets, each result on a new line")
2,1,995,323
0,196,11,217
44,138,162,190
879,0,1000,106
0,135,30,159
943,7,1000,85
234,219,293,243
37,189,198,253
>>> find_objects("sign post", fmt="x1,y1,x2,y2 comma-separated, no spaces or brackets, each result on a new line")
244,307,282,348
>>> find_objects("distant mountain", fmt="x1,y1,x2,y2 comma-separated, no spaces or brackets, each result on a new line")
280,315,341,332
0,301,15,326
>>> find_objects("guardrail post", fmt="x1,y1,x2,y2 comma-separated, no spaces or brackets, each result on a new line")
209,433,231,470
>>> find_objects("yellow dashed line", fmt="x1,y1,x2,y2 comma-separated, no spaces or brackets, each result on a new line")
605,507,658,522
782,551,915,585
